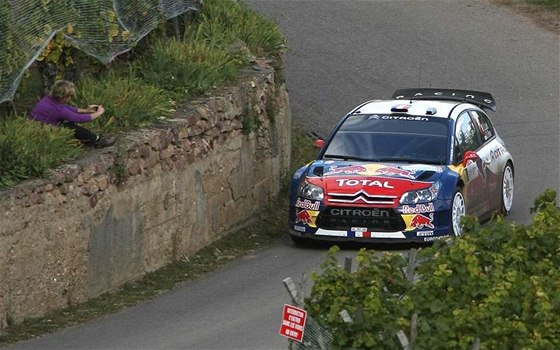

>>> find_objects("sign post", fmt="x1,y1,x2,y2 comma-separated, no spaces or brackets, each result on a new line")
279,304,307,343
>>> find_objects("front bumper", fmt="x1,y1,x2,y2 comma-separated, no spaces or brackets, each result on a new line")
289,199,453,243
289,227,449,243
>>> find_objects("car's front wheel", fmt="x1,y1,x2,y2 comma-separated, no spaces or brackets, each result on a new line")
501,162,514,216
451,188,466,236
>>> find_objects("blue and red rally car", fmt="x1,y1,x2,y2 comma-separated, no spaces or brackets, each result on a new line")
289,89,514,243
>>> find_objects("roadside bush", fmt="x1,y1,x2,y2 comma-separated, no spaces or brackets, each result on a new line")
73,73,172,133
412,190,560,349
306,190,560,350
306,248,412,349
0,116,82,187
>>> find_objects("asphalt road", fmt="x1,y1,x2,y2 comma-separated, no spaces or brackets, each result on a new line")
6,1,559,349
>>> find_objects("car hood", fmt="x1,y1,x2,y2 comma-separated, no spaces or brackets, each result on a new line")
305,160,446,207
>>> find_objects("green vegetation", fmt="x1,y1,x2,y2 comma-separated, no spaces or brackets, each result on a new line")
73,73,173,132
308,247,411,349
306,189,560,349
526,0,560,10
136,38,237,98
0,0,286,188
0,116,82,187
186,0,286,57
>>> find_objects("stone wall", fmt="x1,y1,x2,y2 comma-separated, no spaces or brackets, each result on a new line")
0,61,291,329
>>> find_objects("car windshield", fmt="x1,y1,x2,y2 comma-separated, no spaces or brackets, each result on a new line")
322,114,449,165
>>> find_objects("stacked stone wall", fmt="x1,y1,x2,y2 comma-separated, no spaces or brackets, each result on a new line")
0,62,291,328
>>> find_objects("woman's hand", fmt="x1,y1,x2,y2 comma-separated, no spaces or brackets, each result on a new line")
90,105,106,120
87,104,99,113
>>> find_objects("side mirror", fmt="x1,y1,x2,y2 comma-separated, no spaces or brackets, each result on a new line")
462,150,479,167
313,139,326,149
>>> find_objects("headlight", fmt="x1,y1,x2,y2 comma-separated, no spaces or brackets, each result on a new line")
400,181,441,204
298,180,324,201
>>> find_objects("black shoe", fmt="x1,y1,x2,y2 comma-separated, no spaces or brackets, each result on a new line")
95,135,116,148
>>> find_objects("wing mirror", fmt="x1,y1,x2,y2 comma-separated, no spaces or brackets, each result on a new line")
462,150,479,167
313,139,326,149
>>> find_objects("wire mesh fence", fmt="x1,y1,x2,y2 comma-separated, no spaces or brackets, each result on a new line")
290,315,334,350
0,0,200,104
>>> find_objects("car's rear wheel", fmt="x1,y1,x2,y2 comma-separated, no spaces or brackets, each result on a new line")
501,162,514,216
451,188,466,236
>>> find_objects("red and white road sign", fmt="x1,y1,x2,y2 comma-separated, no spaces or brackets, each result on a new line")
279,304,307,342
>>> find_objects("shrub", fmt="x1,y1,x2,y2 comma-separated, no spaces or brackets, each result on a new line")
73,73,173,133
306,247,412,349
306,190,560,350
412,191,560,349
0,116,82,187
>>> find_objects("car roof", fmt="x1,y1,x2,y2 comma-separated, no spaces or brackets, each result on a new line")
350,99,462,119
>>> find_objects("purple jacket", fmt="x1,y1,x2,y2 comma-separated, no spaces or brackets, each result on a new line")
30,96,92,125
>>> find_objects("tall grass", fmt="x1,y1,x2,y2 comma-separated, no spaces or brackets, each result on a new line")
137,38,238,97
73,73,173,133
140,0,287,98
186,0,287,57
0,116,82,187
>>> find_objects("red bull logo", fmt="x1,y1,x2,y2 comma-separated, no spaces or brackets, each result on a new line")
376,166,416,179
402,203,435,214
325,165,367,175
410,213,434,229
296,210,313,225
295,198,320,210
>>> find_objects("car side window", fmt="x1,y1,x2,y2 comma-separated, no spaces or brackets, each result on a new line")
469,110,495,142
454,111,483,162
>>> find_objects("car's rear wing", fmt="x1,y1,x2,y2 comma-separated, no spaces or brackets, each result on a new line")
392,88,496,111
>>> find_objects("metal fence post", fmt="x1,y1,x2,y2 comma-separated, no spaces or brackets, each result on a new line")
283,277,301,306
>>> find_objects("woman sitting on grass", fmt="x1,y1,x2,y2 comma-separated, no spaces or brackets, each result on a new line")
29,80,116,148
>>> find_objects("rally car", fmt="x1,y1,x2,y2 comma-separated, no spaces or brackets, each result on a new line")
289,88,514,243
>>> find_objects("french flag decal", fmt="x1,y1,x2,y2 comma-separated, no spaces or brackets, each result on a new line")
351,228,370,238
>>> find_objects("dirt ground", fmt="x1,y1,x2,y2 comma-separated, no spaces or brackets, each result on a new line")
492,0,560,34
